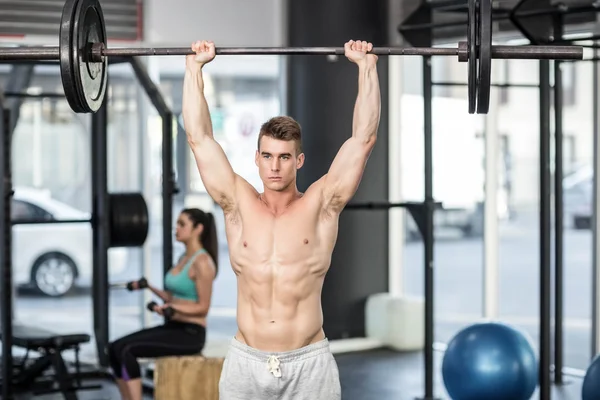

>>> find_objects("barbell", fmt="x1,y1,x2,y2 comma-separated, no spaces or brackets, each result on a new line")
0,0,585,114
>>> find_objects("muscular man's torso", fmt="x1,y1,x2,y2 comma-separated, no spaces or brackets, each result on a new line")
225,177,338,352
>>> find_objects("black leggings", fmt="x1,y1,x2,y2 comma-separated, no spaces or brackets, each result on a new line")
107,320,206,380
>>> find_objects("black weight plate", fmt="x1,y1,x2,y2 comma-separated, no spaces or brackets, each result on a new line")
109,193,149,248
71,0,108,113
467,0,477,114
476,0,492,114
59,0,85,113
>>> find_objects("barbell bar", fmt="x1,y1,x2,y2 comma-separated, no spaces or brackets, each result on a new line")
0,0,586,115
0,43,581,60
94,44,583,60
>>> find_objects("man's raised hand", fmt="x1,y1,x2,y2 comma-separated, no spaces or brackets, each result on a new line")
186,40,216,72
344,40,378,66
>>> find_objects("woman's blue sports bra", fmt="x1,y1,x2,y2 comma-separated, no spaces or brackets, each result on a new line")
164,249,206,301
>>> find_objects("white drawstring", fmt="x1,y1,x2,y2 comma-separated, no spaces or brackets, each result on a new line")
267,355,282,378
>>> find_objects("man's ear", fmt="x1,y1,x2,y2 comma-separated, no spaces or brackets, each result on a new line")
255,150,260,167
296,153,305,169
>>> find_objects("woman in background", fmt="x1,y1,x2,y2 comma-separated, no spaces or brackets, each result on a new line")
108,208,219,400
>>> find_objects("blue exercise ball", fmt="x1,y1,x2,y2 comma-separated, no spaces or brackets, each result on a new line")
441,322,538,400
583,354,600,400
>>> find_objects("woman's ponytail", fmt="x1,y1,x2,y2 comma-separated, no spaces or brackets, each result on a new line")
201,212,219,275
182,208,220,275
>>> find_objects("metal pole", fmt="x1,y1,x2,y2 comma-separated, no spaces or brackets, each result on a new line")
552,13,565,385
483,70,499,320
388,54,404,296
175,121,188,205
423,54,436,400
3,91,65,99
91,96,110,367
399,3,600,32
0,43,585,61
162,113,174,276
128,58,176,279
137,79,153,329
101,46,460,57
432,81,540,88
539,58,552,400
0,105,13,400
98,45,582,59
592,42,600,359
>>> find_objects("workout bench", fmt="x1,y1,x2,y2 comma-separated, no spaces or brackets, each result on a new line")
2,323,99,400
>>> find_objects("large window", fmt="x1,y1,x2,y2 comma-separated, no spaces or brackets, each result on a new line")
11,74,95,361
398,44,596,372
496,64,543,364
10,64,144,363
106,65,146,352
494,56,594,370
401,56,486,344
7,56,283,364
561,59,593,370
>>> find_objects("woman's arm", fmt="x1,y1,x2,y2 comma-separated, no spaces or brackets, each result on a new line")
149,285,172,303
168,255,215,317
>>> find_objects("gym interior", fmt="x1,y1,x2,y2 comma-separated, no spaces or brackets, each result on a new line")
1,0,600,399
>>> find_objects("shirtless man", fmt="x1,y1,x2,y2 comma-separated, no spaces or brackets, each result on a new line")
183,39,380,400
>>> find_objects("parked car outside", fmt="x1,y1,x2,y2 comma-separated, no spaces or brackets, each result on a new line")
563,164,593,230
12,186,128,297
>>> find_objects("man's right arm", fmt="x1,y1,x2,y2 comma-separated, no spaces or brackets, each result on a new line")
182,41,238,212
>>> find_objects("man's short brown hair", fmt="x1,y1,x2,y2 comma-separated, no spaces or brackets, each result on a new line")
257,116,303,154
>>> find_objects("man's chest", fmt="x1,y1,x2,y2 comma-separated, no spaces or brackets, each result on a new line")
228,208,325,259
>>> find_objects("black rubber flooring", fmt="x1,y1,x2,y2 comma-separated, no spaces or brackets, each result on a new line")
335,348,583,400
6,348,584,399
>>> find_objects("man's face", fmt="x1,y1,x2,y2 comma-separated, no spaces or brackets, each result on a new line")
255,136,304,191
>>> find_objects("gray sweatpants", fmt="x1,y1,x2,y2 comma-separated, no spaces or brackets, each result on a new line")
218,337,341,400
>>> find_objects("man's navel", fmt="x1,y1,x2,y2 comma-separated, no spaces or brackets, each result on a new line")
304,239,309,244
243,241,247,247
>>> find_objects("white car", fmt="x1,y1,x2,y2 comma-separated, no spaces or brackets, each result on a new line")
12,187,128,297
563,164,594,230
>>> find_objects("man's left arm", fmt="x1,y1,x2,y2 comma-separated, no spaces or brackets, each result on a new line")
322,40,381,214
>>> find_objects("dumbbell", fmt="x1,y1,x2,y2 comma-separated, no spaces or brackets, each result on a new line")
128,277,148,290
110,277,148,291
146,301,175,319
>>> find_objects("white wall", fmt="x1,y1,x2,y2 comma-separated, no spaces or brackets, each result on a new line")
141,0,285,77
142,0,285,47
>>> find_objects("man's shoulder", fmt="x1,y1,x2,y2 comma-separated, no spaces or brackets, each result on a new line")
306,175,347,218
220,178,260,222
304,176,326,196
216,174,258,212
233,174,259,195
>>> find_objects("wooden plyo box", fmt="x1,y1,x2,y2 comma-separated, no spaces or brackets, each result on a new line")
153,356,225,400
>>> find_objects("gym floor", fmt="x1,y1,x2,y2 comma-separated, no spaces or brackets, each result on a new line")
9,348,583,399
336,349,583,400
11,380,148,400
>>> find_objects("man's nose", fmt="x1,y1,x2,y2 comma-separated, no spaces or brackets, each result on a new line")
271,159,280,171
